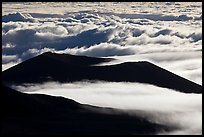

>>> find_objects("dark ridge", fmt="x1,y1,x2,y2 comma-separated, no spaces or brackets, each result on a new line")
1,84,173,135
2,52,202,93
42,52,114,66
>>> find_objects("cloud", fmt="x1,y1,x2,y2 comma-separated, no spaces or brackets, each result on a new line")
2,12,36,22
2,54,19,64
12,81,202,135
2,22,115,56
152,29,172,37
2,11,201,60
2,62,20,71
113,13,194,21
188,32,202,42
59,43,136,57
2,2,202,18
2,12,202,84
2,3,202,135
91,44,201,85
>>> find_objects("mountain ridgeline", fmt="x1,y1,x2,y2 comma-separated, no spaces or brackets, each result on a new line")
2,84,173,135
2,52,202,93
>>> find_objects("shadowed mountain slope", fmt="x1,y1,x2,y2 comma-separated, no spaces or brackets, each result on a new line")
2,52,202,93
1,84,173,135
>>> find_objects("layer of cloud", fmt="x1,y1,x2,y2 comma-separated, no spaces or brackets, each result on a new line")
2,11,202,67
2,10,202,85
57,43,136,57
2,12,36,22
93,50,202,85
2,2,202,18
2,3,202,135
12,81,202,135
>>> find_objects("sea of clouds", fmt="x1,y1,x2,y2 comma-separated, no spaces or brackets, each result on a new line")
2,2,202,85
2,2,202,135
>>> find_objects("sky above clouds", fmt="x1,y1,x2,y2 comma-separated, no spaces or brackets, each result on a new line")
2,2,202,135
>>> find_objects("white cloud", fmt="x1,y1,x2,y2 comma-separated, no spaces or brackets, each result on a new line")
59,43,136,57
2,14,202,84
12,81,202,135
2,2,202,18
94,49,202,85
2,54,20,64
2,62,20,71
2,3,202,135
2,12,36,22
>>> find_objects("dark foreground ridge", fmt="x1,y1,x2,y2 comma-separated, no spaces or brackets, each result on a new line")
2,52,202,93
1,84,173,135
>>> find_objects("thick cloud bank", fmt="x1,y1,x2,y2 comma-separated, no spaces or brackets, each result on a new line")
2,3,202,85
13,81,202,135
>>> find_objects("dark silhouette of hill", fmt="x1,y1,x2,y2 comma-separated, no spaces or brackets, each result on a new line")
2,52,202,93
1,84,173,135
